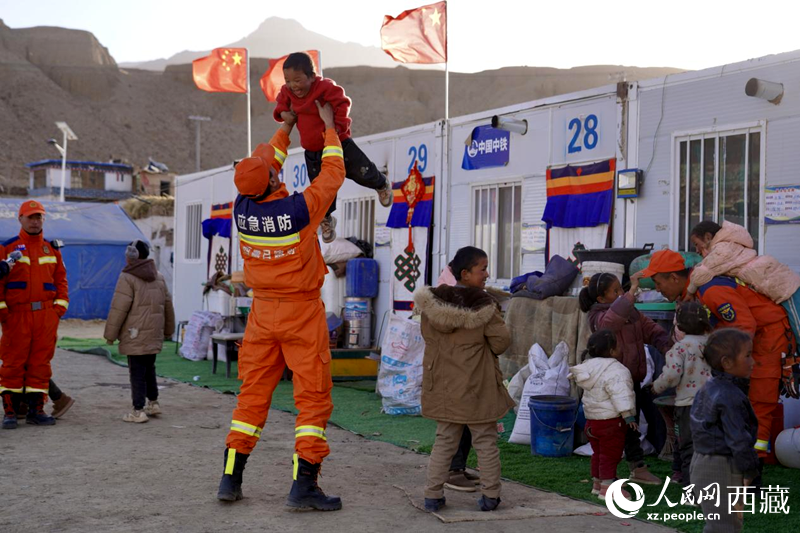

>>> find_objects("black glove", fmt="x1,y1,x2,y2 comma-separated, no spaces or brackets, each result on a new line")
0,260,9,278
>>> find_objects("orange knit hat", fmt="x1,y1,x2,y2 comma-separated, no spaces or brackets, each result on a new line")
234,143,276,196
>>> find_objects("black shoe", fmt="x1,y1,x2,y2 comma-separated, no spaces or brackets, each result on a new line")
25,392,55,426
217,449,248,502
424,497,446,512
286,455,342,511
478,495,501,512
2,414,17,429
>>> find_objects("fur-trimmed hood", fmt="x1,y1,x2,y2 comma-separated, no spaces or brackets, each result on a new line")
414,285,498,333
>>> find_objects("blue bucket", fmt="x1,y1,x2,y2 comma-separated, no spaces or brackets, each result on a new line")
528,395,578,457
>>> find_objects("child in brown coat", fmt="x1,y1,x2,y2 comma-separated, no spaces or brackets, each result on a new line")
415,246,515,513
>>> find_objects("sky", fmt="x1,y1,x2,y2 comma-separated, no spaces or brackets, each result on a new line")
1,0,798,73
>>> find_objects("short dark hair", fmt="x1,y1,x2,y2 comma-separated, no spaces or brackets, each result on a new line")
652,268,691,282
578,272,619,312
691,220,722,240
283,52,316,77
676,302,712,335
703,328,752,372
449,246,487,281
583,329,617,359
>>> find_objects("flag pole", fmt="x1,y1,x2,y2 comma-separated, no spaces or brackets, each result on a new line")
444,1,449,121
445,61,449,121
246,47,252,156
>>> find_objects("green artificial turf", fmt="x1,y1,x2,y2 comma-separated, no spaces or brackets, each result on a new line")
59,338,800,531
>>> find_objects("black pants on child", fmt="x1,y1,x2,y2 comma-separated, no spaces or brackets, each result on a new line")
625,382,667,466
449,426,472,471
128,355,158,410
674,406,694,486
305,138,387,217
48,379,62,401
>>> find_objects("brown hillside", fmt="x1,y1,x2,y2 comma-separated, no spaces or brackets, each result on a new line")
0,20,685,193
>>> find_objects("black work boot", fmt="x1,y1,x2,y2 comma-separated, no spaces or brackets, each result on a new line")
286,455,342,511
25,392,55,426
217,449,249,502
2,391,18,429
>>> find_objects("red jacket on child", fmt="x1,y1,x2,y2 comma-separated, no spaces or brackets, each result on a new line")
273,76,352,151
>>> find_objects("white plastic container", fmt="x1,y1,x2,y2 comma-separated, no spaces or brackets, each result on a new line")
579,261,625,289
207,290,232,316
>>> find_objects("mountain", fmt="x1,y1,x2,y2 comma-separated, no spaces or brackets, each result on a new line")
0,19,685,194
119,17,401,71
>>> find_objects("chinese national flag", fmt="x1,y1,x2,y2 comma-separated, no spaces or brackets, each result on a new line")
259,50,321,102
192,48,248,93
380,1,447,64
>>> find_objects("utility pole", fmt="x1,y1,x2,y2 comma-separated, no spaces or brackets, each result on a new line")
188,115,211,172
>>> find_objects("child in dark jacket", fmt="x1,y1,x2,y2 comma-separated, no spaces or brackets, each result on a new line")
274,52,393,243
690,328,759,533
579,271,672,485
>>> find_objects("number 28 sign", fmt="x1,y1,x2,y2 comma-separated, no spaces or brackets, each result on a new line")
552,103,614,164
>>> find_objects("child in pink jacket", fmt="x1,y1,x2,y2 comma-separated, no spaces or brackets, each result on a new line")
689,220,800,303
689,220,800,361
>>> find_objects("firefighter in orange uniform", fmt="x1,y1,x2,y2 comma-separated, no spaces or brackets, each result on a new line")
1,200,69,429
640,250,794,465
217,101,345,511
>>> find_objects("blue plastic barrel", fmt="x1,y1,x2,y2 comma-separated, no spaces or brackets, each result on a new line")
346,258,379,298
528,395,578,457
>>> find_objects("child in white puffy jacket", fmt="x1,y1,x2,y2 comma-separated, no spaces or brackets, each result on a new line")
570,329,638,501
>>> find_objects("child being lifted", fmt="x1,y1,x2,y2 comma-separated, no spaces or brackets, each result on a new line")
274,52,394,243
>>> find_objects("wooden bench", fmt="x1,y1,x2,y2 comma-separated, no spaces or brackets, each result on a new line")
211,332,245,378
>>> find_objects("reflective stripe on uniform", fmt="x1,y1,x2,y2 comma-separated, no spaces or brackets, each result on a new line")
55,299,69,309
230,419,262,438
321,146,344,159
239,232,301,248
25,387,48,394
293,453,299,480
0,386,24,394
754,439,769,452
224,448,237,475
274,147,287,165
17,256,30,265
0,301,6,310
295,425,326,441
39,256,57,265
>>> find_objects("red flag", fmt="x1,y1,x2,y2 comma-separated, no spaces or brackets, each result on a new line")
380,1,447,64
259,50,322,102
192,48,248,93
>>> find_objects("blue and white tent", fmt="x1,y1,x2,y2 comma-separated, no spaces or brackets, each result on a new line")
0,200,146,319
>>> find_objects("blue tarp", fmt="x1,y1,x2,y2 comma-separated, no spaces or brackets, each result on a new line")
0,200,146,319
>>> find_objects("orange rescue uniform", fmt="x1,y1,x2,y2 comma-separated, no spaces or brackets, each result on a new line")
695,276,794,455
225,128,345,464
0,230,69,394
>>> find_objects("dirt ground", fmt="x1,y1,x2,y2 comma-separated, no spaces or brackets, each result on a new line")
1,348,676,532
58,318,108,340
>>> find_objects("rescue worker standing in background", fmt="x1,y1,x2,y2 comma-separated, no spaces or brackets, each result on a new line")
217,101,345,511
1,200,69,429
